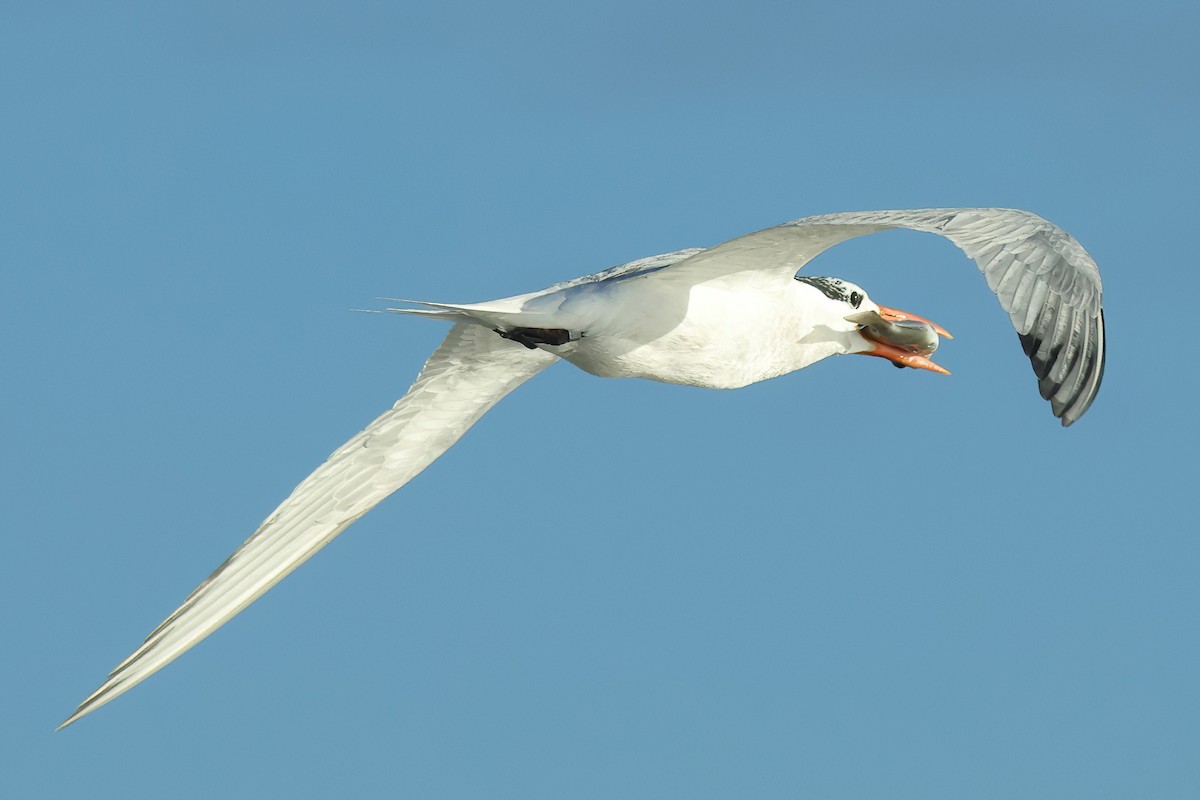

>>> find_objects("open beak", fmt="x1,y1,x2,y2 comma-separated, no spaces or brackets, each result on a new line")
845,306,953,375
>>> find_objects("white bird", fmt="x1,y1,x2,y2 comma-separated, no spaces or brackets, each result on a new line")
60,207,1105,728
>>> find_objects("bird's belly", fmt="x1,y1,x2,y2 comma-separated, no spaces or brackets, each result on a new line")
562,340,779,388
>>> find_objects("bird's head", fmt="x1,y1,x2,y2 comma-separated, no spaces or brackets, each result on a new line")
794,275,953,373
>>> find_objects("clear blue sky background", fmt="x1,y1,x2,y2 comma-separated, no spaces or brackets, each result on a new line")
4,2,1197,798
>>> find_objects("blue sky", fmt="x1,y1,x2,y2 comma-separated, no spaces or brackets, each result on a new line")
4,1,1198,797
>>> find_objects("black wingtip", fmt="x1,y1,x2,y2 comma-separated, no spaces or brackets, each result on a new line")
1017,307,1104,428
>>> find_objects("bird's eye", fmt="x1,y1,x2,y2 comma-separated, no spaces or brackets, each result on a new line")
850,292,863,308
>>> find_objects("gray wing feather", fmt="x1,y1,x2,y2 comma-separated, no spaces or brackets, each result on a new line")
543,248,707,292
61,324,557,728
657,208,1105,426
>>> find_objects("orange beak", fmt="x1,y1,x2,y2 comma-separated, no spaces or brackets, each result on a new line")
862,340,951,374
876,305,953,339
848,305,953,375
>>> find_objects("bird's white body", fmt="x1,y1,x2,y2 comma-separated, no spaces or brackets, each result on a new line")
531,274,865,388
60,207,1106,729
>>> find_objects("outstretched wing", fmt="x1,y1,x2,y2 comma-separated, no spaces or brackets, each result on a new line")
60,324,557,728
650,208,1105,426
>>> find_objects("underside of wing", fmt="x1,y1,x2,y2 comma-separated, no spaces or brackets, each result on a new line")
653,208,1106,426
60,324,557,728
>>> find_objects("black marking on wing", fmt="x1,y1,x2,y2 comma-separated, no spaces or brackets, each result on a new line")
496,327,573,349
1019,309,1106,425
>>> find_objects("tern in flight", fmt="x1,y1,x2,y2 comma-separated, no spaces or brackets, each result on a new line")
60,207,1105,728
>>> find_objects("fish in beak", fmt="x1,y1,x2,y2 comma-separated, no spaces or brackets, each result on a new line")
845,306,953,374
